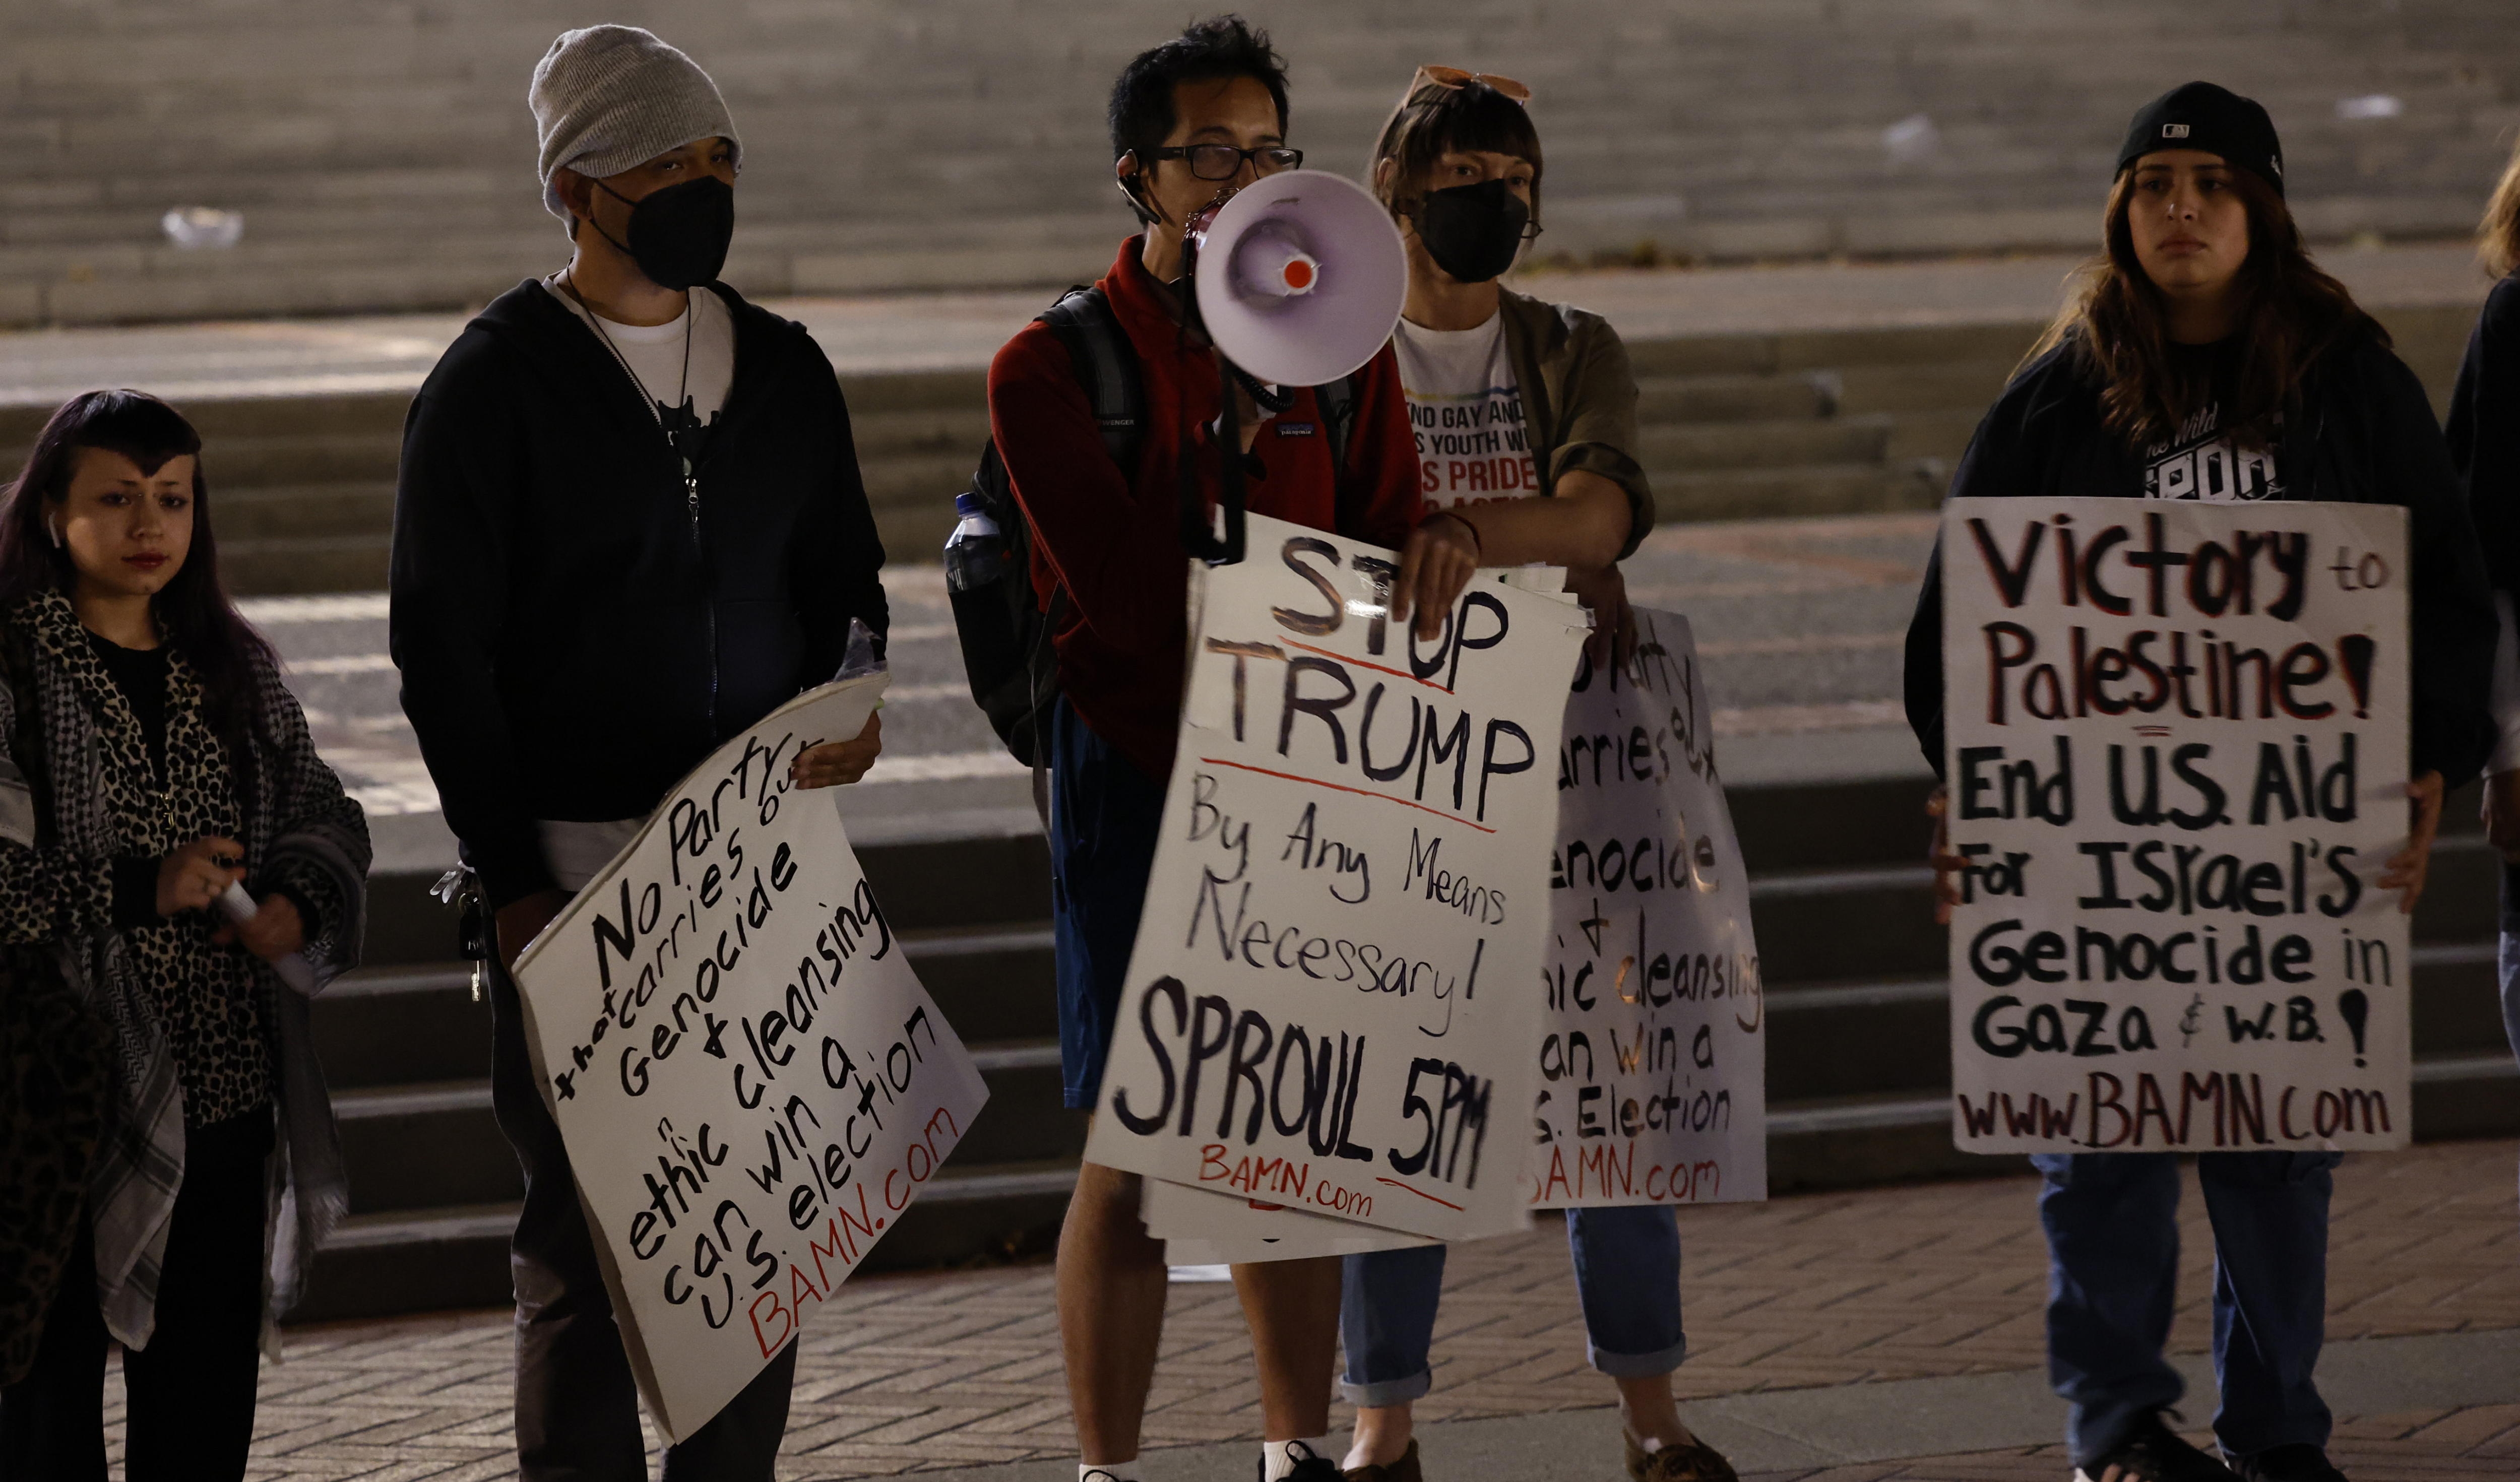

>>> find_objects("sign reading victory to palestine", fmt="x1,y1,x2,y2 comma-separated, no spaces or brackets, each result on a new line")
1536,609,1766,1206
514,676,990,1442
1940,497,2410,1154
1086,512,1590,1240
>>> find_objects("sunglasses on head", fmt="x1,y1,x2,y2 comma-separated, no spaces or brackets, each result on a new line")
1410,65,1532,104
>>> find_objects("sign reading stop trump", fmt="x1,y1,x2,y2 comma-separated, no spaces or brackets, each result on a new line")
1940,497,2412,1154
1085,513,1589,1240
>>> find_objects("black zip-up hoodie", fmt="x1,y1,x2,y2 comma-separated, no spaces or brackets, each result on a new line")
1904,325,2495,783
392,279,888,909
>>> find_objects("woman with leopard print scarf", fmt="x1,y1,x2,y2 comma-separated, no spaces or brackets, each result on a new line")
0,390,369,1480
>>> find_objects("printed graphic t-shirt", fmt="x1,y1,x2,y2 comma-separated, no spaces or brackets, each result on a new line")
2143,340,2283,502
1393,312,1539,512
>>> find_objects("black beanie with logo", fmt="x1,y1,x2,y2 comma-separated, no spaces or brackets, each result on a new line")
2117,81,2285,198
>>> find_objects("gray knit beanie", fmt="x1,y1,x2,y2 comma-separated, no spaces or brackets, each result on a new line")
531,25,741,219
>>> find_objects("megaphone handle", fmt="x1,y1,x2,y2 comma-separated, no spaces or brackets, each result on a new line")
1213,354,1247,566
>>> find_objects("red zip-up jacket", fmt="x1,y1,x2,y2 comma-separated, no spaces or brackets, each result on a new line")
987,236,1423,781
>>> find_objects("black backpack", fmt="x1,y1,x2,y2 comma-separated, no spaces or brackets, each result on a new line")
951,285,1361,767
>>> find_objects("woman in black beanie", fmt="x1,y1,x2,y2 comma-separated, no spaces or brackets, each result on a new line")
1904,82,2495,1482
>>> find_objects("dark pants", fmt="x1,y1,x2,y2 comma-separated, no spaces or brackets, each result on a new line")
487,954,798,1480
2035,1150,2340,1466
0,1106,274,1482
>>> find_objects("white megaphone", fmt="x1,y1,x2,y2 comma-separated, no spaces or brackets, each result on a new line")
1190,169,1408,389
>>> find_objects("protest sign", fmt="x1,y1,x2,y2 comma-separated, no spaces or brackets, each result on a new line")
1085,512,1590,1240
513,676,991,1441
1940,496,2410,1153
1143,1176,1432,1265
1534,609,1766,1205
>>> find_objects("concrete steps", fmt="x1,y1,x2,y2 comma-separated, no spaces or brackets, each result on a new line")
6,1,2520,324
289,764,2518,1321
3,299,2469,596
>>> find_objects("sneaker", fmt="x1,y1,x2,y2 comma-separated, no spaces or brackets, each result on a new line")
2228,1446,2347,1482
1626,1430,1742,1482
1262,1440,1346,1482
2073,1413,2238,1482
1343,1440,1422,1482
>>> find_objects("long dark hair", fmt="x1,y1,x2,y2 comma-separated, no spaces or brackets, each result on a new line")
2031,164,2381,450
0,390,278,753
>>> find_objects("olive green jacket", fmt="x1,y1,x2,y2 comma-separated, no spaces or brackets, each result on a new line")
1495,286,1655,558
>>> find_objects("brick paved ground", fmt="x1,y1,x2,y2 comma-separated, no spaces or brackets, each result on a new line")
155,1136,2520,1478
1744,1405,2520,1482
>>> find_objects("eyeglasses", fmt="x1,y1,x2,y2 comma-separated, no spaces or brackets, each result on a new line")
1410,66,1532,104
1147,144,1304,181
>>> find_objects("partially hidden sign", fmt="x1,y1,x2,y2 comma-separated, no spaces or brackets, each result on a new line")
1535,608,1766,1205
1940,496,2411,1153
514,676,990,1441
1085,512,1590,1240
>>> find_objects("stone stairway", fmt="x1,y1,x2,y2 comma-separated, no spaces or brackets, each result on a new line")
6,0,2520,324
291,770,2519,1323
0,300,2473,593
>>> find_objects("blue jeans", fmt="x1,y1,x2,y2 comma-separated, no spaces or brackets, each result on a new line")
1048,698,1167,1109
2034,1150,2340,1466
1338,1206,1686,1405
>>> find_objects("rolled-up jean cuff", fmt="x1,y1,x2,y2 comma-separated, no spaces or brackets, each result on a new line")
1339,1368,1433,1407
1588,1336,1687,1379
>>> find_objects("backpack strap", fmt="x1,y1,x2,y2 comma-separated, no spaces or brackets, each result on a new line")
1038,286,1145,471
1315,372,1365,534
1316,373,1359,473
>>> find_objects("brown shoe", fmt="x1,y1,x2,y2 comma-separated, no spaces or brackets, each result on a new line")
1344,1439,1423,1482
1626,1431,1741,1482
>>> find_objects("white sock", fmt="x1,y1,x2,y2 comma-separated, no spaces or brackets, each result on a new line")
1081,1464,1136,1482
1264,1436,1332,1480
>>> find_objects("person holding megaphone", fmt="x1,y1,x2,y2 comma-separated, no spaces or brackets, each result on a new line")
983,17,1482,1482
1331,70,1727,1482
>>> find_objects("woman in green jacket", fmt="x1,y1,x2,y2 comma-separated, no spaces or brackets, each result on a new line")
1332,68,1734,1482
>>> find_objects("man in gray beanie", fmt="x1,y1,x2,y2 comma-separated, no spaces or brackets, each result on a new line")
392,25,889,1480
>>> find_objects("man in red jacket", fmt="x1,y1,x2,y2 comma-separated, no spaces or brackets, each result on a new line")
986,18,1479,1482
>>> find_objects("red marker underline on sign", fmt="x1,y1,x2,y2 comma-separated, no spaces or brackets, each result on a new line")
1375,1177,1466,1211
1195,756,1496,834
1282,637,1454,694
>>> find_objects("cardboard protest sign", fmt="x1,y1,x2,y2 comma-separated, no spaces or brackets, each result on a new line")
1085,512,1590,1240
1940,497,2410,1153
1535,609,1766,1205
513,676,990,1441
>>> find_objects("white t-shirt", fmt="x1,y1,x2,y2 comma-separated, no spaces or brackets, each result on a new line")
541,275,736,437
1393,313,1540,512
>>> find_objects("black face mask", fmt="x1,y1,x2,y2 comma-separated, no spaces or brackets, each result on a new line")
593,175,735,291
1414,178,1529,284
